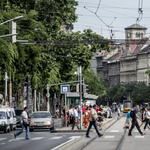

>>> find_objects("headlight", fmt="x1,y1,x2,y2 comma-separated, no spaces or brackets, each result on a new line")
44,121,50,124
1,121,6,126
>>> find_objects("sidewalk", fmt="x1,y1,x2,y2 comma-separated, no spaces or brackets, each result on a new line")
51,118,113,133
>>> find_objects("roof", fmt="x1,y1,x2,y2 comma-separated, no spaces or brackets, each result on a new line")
125,24,147,30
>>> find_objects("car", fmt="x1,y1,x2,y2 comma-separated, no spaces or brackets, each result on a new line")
15,108,24,128
0,108,11,133
30,111,54,131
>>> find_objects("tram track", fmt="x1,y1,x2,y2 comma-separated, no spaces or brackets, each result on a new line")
77,114,126,150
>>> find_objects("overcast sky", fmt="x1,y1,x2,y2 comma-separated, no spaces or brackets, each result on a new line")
73,0,150,39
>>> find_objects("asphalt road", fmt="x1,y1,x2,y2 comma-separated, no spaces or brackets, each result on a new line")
0,113,118,150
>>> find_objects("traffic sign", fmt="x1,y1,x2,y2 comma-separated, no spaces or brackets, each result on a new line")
46,93,50,97
61,85,70,93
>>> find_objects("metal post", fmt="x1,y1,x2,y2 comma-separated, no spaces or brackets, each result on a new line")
47,84,50,112
38,92,40,111
34,90,36,112
65,93,67,127
79,66,83,129
4,71,8,105
9,81,12,107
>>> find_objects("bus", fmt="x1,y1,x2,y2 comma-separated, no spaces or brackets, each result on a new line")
123,100,133,113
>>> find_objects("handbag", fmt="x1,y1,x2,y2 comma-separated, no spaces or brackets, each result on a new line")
147,115,150,119
23,120,29,127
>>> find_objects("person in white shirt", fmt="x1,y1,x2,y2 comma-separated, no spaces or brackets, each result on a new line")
72,106,79,130
144,108,150,131
117,106,121,120
14,107,30,139
56,108,59,118
69,105,75,127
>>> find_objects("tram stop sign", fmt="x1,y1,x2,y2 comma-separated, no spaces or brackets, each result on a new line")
61,85,70,94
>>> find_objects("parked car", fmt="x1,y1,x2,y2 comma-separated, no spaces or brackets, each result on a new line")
0,108,11,133
15,108,24,128
7,107,16,131
30,111,54,131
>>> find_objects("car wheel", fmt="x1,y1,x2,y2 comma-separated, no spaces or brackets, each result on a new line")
50,127,54,130
10,126,13,131
8,127,10,133
4,127,7,133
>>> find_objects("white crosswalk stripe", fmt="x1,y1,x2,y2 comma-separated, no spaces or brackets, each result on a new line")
110,130,119,132
104,136,115,138
31,137,45,140
50,136,63,140
9,138,24,142
0,138,7,141
69,136,81,139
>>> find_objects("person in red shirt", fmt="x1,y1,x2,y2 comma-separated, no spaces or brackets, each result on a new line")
96,106,100,113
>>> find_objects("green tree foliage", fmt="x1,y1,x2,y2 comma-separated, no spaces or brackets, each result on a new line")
0,0,110,101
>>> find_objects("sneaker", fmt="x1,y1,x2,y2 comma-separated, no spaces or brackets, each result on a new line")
85,135,91,138
25,138,30,140
14,134,16,139
98,134,103,137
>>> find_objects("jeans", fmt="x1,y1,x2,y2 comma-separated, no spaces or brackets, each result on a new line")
129,118,142,135
86,121,100,136
144,118,150,129
15,123,30,139
72,118,79,130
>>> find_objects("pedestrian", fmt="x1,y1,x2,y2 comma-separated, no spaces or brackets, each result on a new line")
69,105,75,127
85,105,103,138
96,106,100,113
117,106,121,120
143,108,150,131
82,103,86,125
140,108,146,128
84,106,90,128
14,107,30,140
56,108,59,118
123,109,131,129
77,103,81,124
72,106,79,130
128,105,145,136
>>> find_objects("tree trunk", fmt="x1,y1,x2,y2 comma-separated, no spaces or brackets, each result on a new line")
17,82,24,108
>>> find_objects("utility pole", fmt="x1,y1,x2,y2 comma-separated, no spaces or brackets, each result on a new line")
46,84,50,111
34,90,36,112
38,92,40,111
4,71,8,105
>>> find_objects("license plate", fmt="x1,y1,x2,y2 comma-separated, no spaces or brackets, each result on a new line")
36,124,43,126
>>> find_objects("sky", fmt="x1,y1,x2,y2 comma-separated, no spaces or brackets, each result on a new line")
73,0,150,39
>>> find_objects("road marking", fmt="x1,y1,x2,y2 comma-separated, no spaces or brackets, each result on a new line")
134,130,138,132
104,136,115,138
1,143,5,145
110,130,119,132
51,138,75,150
8,137,24,142
31,137,45,140
69,136,81,139
0,138,7,141
50,136,63,140
135,136,144,138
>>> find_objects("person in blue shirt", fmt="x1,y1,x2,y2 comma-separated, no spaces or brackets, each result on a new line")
123,109,131,129
128,105,145,136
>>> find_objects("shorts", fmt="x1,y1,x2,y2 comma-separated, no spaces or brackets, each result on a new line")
78,115,81,120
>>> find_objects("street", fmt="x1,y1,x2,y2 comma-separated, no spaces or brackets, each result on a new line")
1,114,150,150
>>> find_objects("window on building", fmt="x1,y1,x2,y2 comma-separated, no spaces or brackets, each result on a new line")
141,33,143,38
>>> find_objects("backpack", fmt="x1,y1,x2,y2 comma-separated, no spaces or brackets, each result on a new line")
130,110,134,118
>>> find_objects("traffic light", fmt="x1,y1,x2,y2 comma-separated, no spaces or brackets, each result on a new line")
46,97,48,102
121,94,126,100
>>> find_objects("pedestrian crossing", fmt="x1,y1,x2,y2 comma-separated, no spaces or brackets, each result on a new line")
0,135,81,144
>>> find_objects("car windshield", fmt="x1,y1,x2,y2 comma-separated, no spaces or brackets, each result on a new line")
15,110,23,116
0,112,5,119
31,113,51,118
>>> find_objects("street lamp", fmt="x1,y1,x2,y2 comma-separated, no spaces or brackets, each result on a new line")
0,16,23,25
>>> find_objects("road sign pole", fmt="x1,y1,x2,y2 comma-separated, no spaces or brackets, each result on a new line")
47,84,50,112
65,93,67,127
79,66,82,129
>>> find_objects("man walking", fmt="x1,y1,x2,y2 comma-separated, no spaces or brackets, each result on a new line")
14,107,30,139
85,105,103,138
128,105,145,136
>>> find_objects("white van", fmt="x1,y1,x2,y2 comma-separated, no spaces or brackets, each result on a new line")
7,107,17,131
0,108,10,133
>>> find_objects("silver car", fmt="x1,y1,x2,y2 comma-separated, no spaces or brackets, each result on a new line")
30,111,54,131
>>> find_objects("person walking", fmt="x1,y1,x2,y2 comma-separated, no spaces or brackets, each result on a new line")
143,108,150,131
56,108,59,119
14,107,30,140
85,105,103,138
140,108,146,128
77,103,81,124
72,106,79,130
117,106,121,120
123,109,131,129
128,105,145,136
84,106,90,128
69,105,75,127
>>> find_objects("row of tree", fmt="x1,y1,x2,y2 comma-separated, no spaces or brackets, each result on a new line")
0,0,110,107
97,82,150,106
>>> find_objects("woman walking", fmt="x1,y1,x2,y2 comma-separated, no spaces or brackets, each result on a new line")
144,108,150,131
140,108,146,128
84,106,90,128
